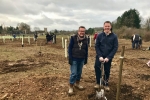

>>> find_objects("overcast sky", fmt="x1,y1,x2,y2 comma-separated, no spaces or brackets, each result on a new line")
0,0,149,31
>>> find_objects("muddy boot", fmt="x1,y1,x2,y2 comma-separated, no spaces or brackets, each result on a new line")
75,81,84,90
104,81,110,91
68,84,74,95
94,84,100,89
104,86,110,91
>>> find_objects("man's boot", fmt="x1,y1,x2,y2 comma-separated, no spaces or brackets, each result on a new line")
68,84,74,95
75,81,84,90
104,80,110,91
94,84,100,89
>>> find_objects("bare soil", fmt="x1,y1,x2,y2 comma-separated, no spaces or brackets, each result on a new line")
0,37,150,100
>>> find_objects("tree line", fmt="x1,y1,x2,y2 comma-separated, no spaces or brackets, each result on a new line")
0,8,150,35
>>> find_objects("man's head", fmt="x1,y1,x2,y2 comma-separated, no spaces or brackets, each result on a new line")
78,26,86,37
103,21,112,34
95,31,98,34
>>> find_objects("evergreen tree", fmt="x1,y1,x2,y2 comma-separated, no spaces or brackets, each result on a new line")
86,28,94,35
113,9,141,29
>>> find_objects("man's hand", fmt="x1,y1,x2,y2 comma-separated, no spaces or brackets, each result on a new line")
104,58,109,62
99,57,104,62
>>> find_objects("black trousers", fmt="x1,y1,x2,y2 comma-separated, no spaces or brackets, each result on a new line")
94,55,112,84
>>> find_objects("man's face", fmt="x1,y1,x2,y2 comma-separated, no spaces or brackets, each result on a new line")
103,23,111,33
78,28,85,37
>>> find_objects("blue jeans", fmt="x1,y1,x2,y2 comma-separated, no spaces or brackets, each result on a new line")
69,60,84,84
133,40,139,49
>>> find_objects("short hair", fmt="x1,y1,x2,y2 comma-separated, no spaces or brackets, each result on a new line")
104,21,112,26
79,26,85,30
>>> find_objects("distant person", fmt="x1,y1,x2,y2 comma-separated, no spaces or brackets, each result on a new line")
94,21,118,91
53,34,56,44
46,32,50,43
131,34,134,49
132,34,140,49
13,34,16,39
49,33,53,42
138,35,142,49
68,26,88,95
34,33,38,41
93,32,98,43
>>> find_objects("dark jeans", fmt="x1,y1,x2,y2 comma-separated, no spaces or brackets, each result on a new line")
94,56,112,84
133,40,139,49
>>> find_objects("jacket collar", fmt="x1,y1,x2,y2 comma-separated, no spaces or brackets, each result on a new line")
104,31,112,36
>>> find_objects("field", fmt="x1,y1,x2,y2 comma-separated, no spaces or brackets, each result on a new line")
0,35,150,100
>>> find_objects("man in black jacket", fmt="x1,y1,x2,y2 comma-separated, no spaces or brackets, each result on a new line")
94,21,118,91
133,34,140,49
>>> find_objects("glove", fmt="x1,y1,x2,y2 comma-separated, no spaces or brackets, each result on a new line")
69,58,72,65
84,58,87,65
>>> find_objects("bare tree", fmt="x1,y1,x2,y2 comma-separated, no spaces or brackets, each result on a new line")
17,22,30,34
145,17,150,31
34,27,40,31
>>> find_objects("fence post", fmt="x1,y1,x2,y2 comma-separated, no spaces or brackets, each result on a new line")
62,37,64,48
3,36,5,43
12,37,13,41
90,35,92,47
28,36,30,45
116,46,125,100
65,39,67,57
22,36,24,47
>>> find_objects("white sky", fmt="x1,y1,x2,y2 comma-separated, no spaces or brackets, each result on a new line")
0,0,149,31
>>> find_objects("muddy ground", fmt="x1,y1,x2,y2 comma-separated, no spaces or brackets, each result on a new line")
0,36,150,100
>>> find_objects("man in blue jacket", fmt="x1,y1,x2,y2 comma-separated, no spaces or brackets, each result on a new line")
68,26,88,95
94,21,118,91
133,34,140,49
